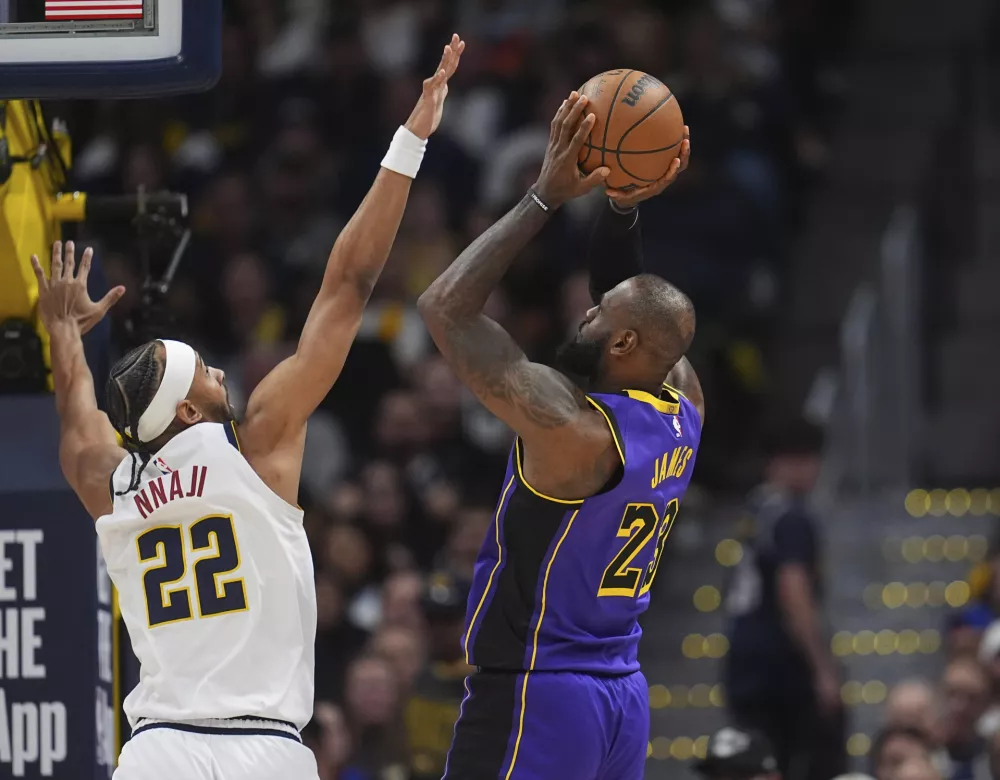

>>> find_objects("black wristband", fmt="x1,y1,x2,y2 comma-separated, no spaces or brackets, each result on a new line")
528,189,551,213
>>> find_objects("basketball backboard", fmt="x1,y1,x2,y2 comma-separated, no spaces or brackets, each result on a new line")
0,0,220,98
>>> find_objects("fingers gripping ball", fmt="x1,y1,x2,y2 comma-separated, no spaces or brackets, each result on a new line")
578,70,685,191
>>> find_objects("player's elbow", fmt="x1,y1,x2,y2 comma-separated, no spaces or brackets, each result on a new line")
416,287,444,323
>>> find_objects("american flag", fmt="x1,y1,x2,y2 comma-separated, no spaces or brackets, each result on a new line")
45,0,144,20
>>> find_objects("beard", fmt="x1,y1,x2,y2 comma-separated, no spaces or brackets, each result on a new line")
555,331,608,383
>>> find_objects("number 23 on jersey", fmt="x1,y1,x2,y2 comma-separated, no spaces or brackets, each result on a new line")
598,499,680,598
136,514,248,627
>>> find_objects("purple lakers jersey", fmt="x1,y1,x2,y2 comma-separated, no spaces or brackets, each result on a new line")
463,385,702,675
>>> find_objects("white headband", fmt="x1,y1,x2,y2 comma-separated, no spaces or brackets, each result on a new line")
130,339,197,442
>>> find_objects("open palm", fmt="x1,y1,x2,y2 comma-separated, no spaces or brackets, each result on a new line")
31,241,125,335
404,33,466,140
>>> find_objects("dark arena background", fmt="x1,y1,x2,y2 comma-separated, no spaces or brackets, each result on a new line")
0,0,999,778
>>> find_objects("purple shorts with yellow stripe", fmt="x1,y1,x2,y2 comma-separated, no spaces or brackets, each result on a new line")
442,669,648,780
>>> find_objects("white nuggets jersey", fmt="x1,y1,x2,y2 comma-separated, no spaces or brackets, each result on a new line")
96,421,316,730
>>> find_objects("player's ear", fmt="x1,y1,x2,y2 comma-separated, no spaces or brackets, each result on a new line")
610,329,637,356
174,400,203,426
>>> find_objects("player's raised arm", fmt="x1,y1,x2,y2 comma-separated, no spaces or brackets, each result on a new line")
418,93,620,499
587,127,689,302
30,241,127,520
238,36,464,459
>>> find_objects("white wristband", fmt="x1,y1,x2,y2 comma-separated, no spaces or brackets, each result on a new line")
381,125,427,179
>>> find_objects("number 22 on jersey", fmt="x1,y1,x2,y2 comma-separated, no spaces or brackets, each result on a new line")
136,514,248,627
598,499,680,598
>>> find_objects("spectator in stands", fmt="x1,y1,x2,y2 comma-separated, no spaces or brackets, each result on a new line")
404,572,473,780
303,701,369,780
723,419,844,780
988,730,1000,780
343,654,407,777
937,657,991,780
887,680,940,740
977,622,1000,739
870,727,937,780
691,726,781,780
948,542,1000,658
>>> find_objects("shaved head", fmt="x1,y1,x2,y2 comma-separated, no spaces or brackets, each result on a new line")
627,274,696,369
556,273,695,391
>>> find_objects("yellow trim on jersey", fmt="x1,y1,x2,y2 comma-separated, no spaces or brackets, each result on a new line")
463,476,516,663
506,509,581,780
514,438,584,505
624,388,680,415
228,421,242,452
585,396,625,468
661,382,687,401
112,587,121,761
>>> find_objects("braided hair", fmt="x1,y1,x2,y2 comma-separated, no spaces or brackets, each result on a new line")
106,341,164,453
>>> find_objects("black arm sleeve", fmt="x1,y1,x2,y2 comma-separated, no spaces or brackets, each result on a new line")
586,200,644,304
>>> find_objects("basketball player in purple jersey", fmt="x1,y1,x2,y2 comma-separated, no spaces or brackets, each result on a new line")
418,92,702,779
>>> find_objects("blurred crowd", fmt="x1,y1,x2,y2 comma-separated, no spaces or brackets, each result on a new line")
857,557,1000,780
59,0,856,777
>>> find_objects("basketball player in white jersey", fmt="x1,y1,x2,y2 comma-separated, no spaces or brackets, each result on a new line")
29,34,464,780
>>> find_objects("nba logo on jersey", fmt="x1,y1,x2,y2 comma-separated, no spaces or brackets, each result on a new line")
154,457,173,473
672,416,683,439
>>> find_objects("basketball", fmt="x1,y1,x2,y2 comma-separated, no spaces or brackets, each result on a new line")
578,70,685,191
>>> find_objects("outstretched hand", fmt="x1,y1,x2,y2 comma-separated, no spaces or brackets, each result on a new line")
31,241,125,335
605,126,690,210
533,92,611,209
404,33,466,140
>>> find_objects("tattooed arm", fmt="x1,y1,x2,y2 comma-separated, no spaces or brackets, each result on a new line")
419,93,620,499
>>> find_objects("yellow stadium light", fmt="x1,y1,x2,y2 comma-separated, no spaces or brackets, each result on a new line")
970,489,990,516
693,736,709,759
847,734,871,756
863,584,884,610
688,684,712,708
648,684,671,709
918,630,941,654
882,582,906,609
947,490,971,517
923,536,945,562
670,737,694,760
715,539,743,567
651,737,671,760
905,490,929,517
875,630,898,655
945,581,970,608
832,631,854,656
853,630,876,655
928,490,948,517
897,630,920,655
944,535,968,561
693,585,721,613
682,635,704,659
841,681,862,705
905,582,928,608
901,536,924,563
989,489,1000,517
669,686,689,708
703,634,729,658
927,582,947,607
709,685,725,707
862,681,887,704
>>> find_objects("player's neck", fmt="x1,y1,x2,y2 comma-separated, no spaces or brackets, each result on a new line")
591,374,662,398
